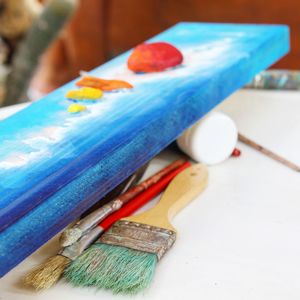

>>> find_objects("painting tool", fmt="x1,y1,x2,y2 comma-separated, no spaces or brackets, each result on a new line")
80,163,149,218
238,133,300,172
3,158,146,285
60,159,188,247
64,163,208,294
21,165,148,290
0,23,289,277
24,161,191,290
245,69,300,90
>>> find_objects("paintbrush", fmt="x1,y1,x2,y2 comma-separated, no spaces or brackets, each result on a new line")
238,133,300,172
23,161,191,290
64,163,208,294
81,163,149,218
21,166,147,289
60,159,188,247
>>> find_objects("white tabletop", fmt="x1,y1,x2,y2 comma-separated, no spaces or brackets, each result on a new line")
1,90,300,300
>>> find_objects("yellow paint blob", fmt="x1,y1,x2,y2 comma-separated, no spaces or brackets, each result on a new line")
67,103,87,114
66,87,103,100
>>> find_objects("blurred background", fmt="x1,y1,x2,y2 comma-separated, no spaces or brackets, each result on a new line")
0,0,298,106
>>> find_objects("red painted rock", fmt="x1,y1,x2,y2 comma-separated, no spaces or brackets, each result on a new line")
127,42,183,73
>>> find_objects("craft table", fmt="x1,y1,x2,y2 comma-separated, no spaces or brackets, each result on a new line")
1,89,300,300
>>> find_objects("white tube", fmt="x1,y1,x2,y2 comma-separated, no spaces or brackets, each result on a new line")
177,111,237,165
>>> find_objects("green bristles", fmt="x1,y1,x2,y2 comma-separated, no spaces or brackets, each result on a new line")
64,243,157,294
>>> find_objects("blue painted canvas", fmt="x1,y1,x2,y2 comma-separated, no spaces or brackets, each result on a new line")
0,22,289,276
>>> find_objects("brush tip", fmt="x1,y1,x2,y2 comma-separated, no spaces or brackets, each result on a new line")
64,243,157,294
24,255,71,290
59,228,82,247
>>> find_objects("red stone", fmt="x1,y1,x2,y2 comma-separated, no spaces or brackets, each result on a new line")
127,42,183,73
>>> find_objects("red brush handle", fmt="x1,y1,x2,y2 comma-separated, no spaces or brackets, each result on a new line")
117,159,187,204
99,161,191,231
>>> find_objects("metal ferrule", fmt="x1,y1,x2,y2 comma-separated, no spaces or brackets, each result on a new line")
60,170,142,246
60,226,104,260
73,199,123,234
99,220,176,260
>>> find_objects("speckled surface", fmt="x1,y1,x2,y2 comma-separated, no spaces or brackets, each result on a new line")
0,22,289,276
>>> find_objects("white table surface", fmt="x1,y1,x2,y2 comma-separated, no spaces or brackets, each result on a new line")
1,90,300,300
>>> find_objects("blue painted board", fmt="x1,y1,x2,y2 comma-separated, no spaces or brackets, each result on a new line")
0,22,289,276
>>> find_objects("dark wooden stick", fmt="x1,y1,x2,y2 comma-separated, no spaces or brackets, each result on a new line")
238,133,300,172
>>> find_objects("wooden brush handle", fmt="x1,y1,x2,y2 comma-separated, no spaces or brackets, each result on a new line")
124,164,208,232
100,162,191,230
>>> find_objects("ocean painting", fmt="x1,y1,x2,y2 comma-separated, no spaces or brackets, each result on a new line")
0,22,289,276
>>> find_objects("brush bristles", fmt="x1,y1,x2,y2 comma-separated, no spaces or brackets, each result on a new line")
64,243,157,294
24,255,71,290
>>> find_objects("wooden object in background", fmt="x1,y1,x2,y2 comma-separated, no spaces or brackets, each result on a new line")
30,0,300,95
108,0,300,70
30,0,109,96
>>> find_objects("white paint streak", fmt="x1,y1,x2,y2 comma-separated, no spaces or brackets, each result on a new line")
0,39,241,170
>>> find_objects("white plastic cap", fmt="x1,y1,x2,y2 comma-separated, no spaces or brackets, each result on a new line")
177,111,237,165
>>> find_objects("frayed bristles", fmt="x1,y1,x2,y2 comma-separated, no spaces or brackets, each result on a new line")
24,255,71,290
64,243,157,294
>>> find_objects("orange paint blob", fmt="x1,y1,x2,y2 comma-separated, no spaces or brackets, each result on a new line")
76,76,133,91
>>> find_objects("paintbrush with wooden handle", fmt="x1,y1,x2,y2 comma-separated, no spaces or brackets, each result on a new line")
64,163,208,294
24,161,190,290
59,159,188,247
238,133,300,172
